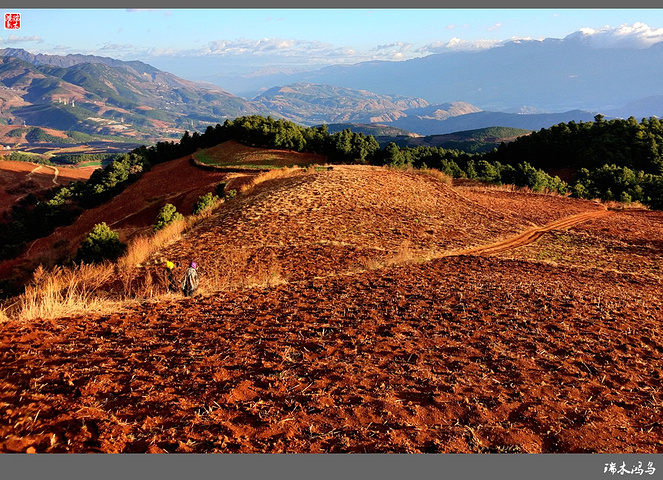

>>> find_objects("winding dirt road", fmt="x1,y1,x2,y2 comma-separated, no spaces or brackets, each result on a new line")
448,208,613,257
28,163,60,185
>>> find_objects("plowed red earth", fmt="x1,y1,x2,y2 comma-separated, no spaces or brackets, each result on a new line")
1,163,663,453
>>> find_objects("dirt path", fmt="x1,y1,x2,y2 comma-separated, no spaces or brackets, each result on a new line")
447,208,613,257
27,164,42,177
50,166,59,185
27,163,59,184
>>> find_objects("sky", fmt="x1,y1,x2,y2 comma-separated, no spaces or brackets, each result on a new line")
3,9,663,78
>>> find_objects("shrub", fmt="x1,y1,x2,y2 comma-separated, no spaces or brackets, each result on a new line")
75,223,127,264
154,203,184,231
225,189,237,200
215,182,227,197
193,192,220,215
619,191,632,204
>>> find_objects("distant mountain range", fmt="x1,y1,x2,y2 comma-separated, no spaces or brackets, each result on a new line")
0,46,660,144
218,36,663,115
0,48,264,141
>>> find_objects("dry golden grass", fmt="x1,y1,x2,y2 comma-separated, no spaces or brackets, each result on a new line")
4,263,131,322
2,197,226,323
601,199,649,211
414,167,453,186
119,218,189,270
465,182,568,196
385,165,453,186
194,247,288,295
385,240,417,266
357,241,425,273
237,166,302,194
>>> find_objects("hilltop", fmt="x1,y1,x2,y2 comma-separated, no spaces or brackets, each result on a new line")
154,163,605,287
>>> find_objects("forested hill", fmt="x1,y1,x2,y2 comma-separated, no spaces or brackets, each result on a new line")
394,126,533,153
481,115,663,207
485,115,663,174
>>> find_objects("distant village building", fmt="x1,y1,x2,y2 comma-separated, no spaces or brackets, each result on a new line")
57,97,76,107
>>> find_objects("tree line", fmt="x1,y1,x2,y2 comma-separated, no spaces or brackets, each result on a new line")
482,114,663,208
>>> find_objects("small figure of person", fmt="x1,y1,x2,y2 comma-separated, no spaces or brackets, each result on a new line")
181,261,199,297
164,260,178,293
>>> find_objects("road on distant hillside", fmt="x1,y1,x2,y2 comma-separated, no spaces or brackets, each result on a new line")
28,163,60,185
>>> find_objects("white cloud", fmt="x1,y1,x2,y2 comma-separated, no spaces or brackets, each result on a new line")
488,22,503,31
99,43,135,52
142,37,372,66
4,35,43,44
418,37,501,53
507,36,542,43
372,41,411,52
369,42,413,60
199,38,332,57
416,22,663,56
566,22,663,48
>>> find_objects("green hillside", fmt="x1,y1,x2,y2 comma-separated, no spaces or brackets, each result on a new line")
325,123,417,138
383,126,533,153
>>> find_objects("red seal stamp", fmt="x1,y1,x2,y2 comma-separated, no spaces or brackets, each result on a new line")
4,13,21,30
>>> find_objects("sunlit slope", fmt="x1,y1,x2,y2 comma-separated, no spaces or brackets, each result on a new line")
157,165,541,283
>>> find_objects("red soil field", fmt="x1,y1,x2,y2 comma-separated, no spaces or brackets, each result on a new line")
0,160,94,216
0,161,95,281
1,159,662,454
